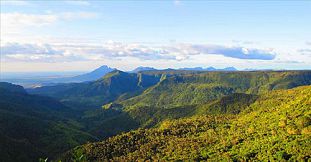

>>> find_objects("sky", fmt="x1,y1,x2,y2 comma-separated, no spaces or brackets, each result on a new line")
1,0,311,72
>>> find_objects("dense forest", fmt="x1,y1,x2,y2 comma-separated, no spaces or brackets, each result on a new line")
62,85,311,161
0,70,310,161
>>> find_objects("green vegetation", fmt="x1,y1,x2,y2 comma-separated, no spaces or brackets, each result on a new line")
1,70,311,161
118,70,311,109
63,86,311,161
28,70,161,109
99,70,311,130
0,83,96,162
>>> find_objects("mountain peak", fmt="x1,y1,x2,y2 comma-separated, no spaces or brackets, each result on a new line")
178,66,237,71
130,66,157,73
103,70,128,78
93,65,114,72
222,67,237,71
68,65,115,82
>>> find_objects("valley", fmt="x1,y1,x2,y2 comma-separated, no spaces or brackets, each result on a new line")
1,68,310,161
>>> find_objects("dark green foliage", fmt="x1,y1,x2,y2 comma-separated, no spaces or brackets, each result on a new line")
0,83,96,162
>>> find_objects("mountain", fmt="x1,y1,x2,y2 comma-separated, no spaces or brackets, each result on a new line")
129,66,157,73
2,70,311,161
178,67,205,71
61,85,311,161
109,71,311,111
0,82,96,162
243,68,274,71
129,66,237,73
53,65,115,83
0,82,26,94
0,66,115,88
206,66,216,71
81,70,311,137
178,66,237,71
28,70,162,109
221,67,237,71
1,66,239,88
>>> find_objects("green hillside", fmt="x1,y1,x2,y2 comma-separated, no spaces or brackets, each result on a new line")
116,71,311,109
98,71,311,129
3,71,311,161
0,82,96,162
63,85,311,161
58,71,311,138
28,70,162,109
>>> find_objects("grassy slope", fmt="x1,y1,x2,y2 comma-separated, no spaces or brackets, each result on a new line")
63,85,311,161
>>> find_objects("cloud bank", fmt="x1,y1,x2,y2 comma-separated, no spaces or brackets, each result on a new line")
1,42,276,62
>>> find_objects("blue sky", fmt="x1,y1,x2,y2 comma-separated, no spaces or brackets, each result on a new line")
1,0,311,71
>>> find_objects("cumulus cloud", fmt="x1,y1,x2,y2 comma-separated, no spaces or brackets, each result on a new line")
0,42,276,62
1,12,97,35
1,43,62,55
191,45,275,60
1,43,64,62
1,13,58,34
157,44,275,60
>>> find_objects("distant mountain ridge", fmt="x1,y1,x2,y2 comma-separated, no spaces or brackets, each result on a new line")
128,66,237,73
4,65,310,88
53,65,115,83
178,66,237,71
28,70,162,109
0,65,115,88
129,66,157,73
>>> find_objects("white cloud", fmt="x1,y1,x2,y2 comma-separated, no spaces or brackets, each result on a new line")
1,43,62,55
1,42,309,71
1,13,57,35
1,42,277,62
179,44,276,60
1,12,98,39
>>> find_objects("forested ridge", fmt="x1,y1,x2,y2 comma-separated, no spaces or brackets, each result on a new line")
0,83,96,162
1,70,311,161
62,86,311,161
